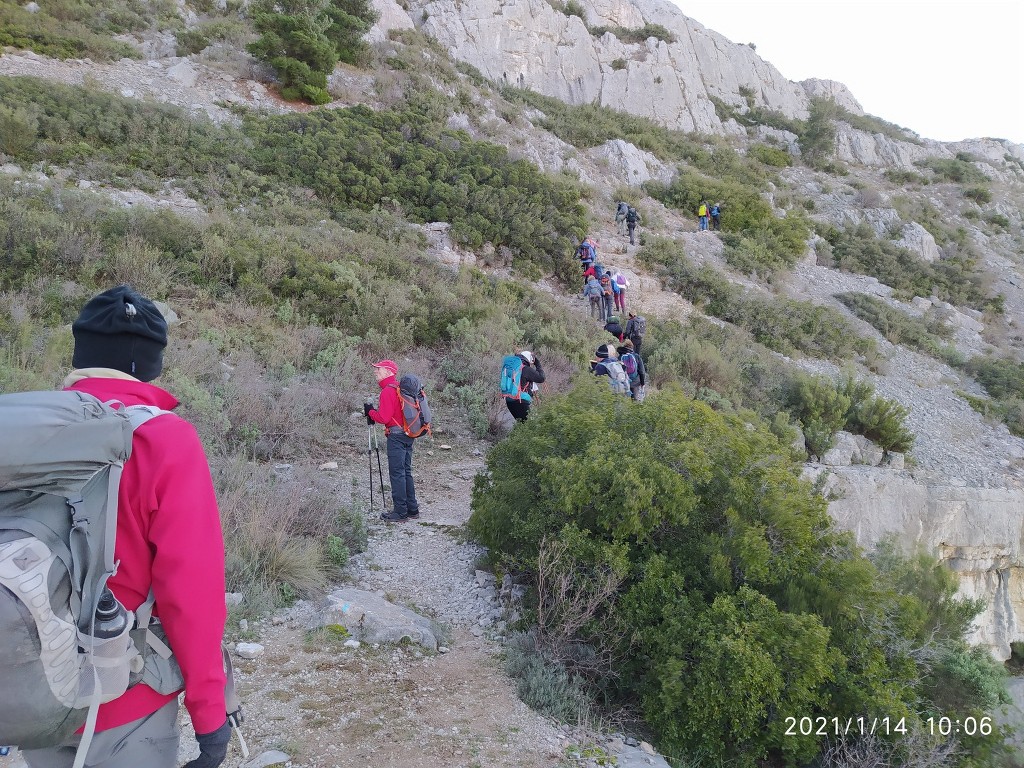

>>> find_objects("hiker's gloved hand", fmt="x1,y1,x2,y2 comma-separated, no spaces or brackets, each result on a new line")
363,402,374,424
184,719,230,768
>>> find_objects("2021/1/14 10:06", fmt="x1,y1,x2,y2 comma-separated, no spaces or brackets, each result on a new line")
928,716,993,736
784,717,908,736
784,716,993,737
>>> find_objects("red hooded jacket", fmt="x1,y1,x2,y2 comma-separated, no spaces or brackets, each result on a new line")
64,376,227,734
368,373,402,430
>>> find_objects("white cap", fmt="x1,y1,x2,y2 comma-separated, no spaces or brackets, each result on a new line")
520,350,535,364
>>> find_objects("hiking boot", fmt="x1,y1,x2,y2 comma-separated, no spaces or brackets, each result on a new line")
406,510,420,520
380,511,407,522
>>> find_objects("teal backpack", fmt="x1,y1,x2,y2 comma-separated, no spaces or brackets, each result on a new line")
500,355,529,402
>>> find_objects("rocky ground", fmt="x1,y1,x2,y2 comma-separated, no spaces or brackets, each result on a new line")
2,439,668,768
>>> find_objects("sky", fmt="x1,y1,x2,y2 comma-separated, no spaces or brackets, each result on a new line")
672,0,1024,145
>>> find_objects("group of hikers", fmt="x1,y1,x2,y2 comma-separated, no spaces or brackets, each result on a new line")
500,228,649,423
579,239,630,321
698,199,723,232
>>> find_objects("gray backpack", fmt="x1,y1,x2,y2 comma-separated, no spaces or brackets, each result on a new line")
602,361,631,395
0,390,164,752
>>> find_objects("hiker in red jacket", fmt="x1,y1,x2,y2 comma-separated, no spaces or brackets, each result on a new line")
364,360,420,523
22,286,230,768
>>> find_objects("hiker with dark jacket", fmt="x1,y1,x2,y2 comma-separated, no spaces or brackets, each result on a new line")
710,202,722,231
365,360,420,523
22,286,231,768
625,206,640,245
604,314,625,342
504,351,545,422
624,312,646,354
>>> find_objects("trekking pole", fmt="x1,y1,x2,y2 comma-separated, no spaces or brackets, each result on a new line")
373,423,388,512
367,423,374,516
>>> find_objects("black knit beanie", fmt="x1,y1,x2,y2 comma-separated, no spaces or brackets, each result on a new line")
72,285,168,381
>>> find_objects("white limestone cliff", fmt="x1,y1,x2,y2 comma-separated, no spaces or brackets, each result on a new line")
404,0,859,134
819,466,1024,660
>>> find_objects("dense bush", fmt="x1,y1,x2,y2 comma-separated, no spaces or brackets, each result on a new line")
0,77,586,281
962,185,993,204
821,222,993,310
836,292,960,360
0,0,161,60
588,23,676,44
248,0,378,103
916,156,990,185
747,142,792,167
786,373,915,457
833,104,922,146
469,385,1003,765
641,238,872,361
500,86,710,163
961,356,1024,436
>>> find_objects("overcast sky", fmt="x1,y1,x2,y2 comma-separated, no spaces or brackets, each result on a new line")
672,0,1023,145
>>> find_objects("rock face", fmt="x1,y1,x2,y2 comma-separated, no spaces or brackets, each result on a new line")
824,466,1024,660
407,0,859,133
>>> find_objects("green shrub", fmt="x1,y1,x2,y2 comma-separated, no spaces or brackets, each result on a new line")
0,77,585,283
835,293,963,364
963,185,992,204
916,156,990,184
591,23,676,44
641,238,872,361
786,373,850,458
884,168,928,185
837,375,914,453
610,58,627,71
469,385,996,765
821,222,992,310
646,171,809,275
0,104,38,158
247,0,378,103
834,105,921,145
0,0,152,60
747,143,792,167
798,97,838,168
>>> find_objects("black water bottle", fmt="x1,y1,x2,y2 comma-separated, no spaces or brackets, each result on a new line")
94,588,129,638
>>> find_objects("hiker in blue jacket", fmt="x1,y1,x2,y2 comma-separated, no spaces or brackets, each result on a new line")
710,202,722,231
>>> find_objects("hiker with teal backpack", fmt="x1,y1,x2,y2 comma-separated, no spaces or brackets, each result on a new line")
710,201,722,231
500,351,545,422
2,286,236,768
364,360,431,523
618,338,648,402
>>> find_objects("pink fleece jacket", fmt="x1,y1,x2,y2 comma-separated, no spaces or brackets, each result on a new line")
65,377,227,734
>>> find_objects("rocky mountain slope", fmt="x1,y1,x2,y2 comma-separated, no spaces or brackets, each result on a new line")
1,0,1024,754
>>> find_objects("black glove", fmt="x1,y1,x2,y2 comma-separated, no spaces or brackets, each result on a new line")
363,402,374,424
183,719,231,768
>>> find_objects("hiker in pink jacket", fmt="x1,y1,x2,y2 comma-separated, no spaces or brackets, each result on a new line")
23,286,230,768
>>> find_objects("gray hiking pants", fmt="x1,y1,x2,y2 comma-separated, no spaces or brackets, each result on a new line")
21,700,179,768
